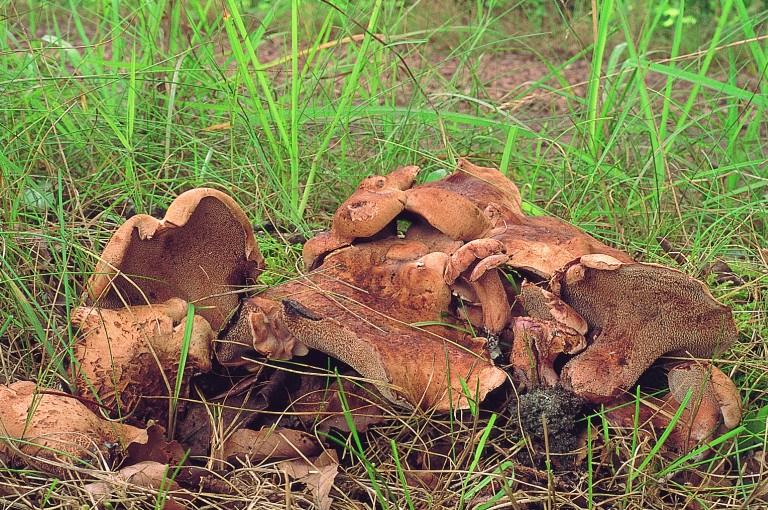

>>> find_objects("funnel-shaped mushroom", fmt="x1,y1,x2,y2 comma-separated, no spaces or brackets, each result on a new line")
87,188,264,330
0,381,147,476
555,255,738,402
219,238,506,412
71,298,214,419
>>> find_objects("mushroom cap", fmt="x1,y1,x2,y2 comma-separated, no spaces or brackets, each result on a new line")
557,255,739,402
303,166,420,270
305,160,634,280
221,239,506,412
71,299,215,418
302,230,354,271
667,361,742,432
0,381,147,475
490,216,634,278
452,158,525,220
86,188,264,331
403,187,491,241
331,165,419,239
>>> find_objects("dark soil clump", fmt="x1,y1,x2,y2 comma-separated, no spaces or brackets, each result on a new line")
516,385,585,453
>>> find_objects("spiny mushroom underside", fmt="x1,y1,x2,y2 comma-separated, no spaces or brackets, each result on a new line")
554,255,739,403
86,188,264,331
0,381,147,476
218,239,507,412
71,299,214,420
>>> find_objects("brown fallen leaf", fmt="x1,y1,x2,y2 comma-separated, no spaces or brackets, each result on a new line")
279,450,339,510
288,375,387,434
85,460,190,510
223,427,321,464
124,424,186,467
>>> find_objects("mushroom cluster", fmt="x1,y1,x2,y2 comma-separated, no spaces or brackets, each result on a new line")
217,159,740,450
5,161,739,483
212,159,740,452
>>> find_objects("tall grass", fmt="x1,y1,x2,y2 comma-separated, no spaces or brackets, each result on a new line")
1,0,766,507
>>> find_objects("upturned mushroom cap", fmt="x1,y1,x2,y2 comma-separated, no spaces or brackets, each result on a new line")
0,381,147,476
71,298,215,418
556,255,739,402
87,188,264,330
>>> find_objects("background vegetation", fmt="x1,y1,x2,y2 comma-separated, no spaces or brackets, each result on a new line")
1,0,766,507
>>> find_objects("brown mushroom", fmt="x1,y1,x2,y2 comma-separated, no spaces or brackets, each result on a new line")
402,187,491,241
87,188,264,331
604,361,742,452
303,165,420,270
71,298,214,420
332,165,420,239
303,160,522,272
0,381,147,476
509,283,588,388
554,254,738,402
405,159,631,279
219,238,506,412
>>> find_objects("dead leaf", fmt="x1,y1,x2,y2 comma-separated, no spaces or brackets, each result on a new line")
85,461,190,509
125,424,186,466
288,375,387,433
279,450,339,510
223,427,321,463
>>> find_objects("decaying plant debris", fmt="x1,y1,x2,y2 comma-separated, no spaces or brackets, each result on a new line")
1,161,746,507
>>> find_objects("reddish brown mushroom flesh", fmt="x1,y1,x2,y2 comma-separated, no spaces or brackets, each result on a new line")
509,283,587,388
219,238,507,411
